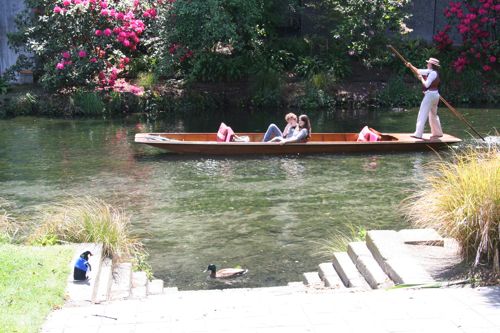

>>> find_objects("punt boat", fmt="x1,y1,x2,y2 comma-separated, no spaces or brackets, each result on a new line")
134,132,461,155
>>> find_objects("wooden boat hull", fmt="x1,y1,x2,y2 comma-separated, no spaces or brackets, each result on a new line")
134,133,461,155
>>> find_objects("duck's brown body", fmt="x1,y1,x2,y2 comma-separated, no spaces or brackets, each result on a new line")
206,265,248,279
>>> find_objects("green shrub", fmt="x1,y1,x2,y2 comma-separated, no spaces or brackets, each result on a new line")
404,147,500,270
376,76,420,107
137,72,157,89
31,197,144,261
249,69,284,107
8,0,158,91
5,92,40,116
71,91,105,116
0,76,9,95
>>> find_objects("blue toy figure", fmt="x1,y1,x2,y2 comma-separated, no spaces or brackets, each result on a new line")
73,251,92,281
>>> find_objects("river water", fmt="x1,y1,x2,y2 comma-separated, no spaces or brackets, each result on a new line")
0,108,497,289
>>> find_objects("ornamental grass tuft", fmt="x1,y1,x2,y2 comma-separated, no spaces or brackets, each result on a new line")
31,197,143,261
403,146,499,270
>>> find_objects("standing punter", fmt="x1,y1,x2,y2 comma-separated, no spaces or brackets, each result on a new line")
406,57,443,140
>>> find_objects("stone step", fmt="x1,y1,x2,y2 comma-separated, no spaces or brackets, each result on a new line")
66,243,103,305
302,272,323,287
109,262,133,300
347,242,393,289
131,286,148,299
132,271,148,288
318,262,345,288
398,228,444,246
130,271,149,299
366,230,434,285
163,287,179,294
332,252,371,290
148,279,164,295
93,257,113,303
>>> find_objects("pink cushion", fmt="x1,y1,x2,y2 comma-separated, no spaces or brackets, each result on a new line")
216,123,235,142
357,126,381,142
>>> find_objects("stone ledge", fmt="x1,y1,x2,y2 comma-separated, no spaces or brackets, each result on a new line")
367,230,434,285
332,252,371,290
348,241,393,289
398,228,444,246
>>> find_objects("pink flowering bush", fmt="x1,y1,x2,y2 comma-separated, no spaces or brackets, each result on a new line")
434,0,498,73
9,0,157,91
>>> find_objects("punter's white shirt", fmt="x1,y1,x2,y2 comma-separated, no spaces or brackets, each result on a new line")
417,69,438,91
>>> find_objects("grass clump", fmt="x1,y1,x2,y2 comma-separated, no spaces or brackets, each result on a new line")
315,224,367,257
404,147,499,270
71,91,105,115
0,200,21,244
0,244,73,333
31,197,143,261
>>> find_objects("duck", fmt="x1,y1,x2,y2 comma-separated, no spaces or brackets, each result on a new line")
205,264,248,279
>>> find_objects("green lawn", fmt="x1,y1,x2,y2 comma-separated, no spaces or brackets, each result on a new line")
0,244,74,333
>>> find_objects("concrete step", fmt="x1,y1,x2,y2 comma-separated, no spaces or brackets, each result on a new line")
347,242,393,289
366,230,434,285
302,272,324,287
132,271,148,288
110,262,133,300
332,252,371,290
398,228,444,246
163,287,179,294
148,279,164,295
131,286,148,299
66,243,103,305
130,271,149,299
318,262,345,288
93,257,112,303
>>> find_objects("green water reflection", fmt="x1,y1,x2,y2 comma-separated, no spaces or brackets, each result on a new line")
0,107,498,289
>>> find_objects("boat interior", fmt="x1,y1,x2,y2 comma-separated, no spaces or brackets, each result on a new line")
143,133,399,142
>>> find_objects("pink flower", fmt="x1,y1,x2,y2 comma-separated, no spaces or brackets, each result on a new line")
62,51,71,59
78,50,87,58
90,57,97,63
483,65,491,71
95,29,102,36
116,12,124,20
56,62,65,70
63,0,71,6
490,56,497,63
74,0,82,4
100,1,108,9
101,9,109,16
104,28,112,36
54,6,62,13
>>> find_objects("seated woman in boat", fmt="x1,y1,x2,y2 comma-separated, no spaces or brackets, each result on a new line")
273,114,312,144
262,113,298,142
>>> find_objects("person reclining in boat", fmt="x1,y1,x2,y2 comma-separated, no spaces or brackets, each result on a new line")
262,113,298,142
216,122,249,142
271,114,312,144
357,126,382,142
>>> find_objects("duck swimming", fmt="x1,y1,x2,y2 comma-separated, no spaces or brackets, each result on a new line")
205,264,248,279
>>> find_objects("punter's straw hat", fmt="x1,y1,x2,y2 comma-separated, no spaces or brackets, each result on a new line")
426,57,440,67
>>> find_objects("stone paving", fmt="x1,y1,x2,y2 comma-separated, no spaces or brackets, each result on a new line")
42,286,500,333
